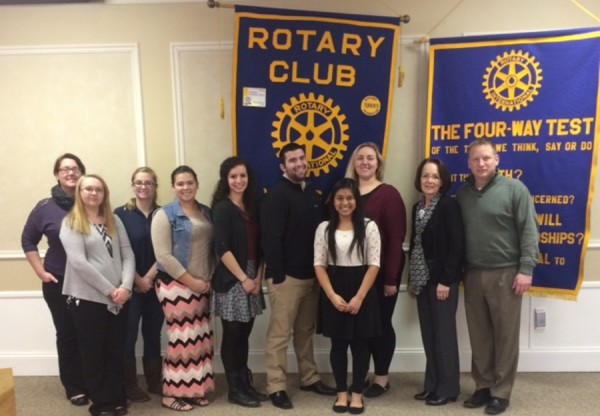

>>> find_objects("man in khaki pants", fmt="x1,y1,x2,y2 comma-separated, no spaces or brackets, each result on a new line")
260,143,336,410
456,139,539,415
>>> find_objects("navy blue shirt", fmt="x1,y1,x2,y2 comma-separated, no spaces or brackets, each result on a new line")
114,205,157,276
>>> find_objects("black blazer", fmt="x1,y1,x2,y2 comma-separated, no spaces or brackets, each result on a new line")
212,198,260,293
409,195,464,286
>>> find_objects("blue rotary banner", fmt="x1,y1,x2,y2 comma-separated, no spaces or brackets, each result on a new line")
426,28,600,300
233,6,400,194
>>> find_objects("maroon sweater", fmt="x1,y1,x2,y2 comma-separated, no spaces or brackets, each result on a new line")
362,184,407,286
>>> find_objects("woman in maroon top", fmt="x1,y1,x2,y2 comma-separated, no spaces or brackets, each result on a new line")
345,142,406,398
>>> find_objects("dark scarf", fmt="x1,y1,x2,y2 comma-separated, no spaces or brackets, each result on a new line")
51,185,75,211
408,193,441,295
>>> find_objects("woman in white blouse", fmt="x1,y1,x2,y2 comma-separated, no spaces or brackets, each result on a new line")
314,178,381,415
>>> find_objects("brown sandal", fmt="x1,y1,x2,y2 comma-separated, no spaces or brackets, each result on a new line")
161,398,193,412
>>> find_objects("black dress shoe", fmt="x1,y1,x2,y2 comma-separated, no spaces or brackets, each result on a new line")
426,395,458,406
300,380,337,396
463,388,491,408
485,397,509,415
414,390,434,400
69,395,89,406
363,382,390,398
96,412,117,416
269,390,293,409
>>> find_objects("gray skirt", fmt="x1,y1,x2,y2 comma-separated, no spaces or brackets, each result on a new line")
212,260,265,322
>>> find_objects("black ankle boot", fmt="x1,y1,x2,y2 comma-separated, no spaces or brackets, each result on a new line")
240,368,268,402
123,360,150,402
226,371,260,407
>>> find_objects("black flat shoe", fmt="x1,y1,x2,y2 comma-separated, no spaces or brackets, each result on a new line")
426,395,457,406
363,382,389,398
414,390,434,400
332,399,348,413
348,399,364,415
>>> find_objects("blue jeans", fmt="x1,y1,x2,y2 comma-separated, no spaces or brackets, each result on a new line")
124,289,164,359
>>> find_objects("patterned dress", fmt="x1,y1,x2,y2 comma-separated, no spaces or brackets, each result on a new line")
152,210,215,399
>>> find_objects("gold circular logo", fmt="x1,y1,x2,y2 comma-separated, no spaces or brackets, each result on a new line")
361,96,381,116
482,50,543,112
271,93,350,177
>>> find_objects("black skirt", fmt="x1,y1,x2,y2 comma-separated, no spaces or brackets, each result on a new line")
317,265,381,340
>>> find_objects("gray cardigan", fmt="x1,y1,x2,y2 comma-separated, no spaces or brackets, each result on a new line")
60,215,135,314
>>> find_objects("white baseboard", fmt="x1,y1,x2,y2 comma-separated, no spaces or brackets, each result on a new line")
2,284,600,375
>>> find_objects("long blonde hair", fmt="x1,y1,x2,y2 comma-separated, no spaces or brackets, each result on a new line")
344,141,385,181
125,166,159,211
65,174,116,236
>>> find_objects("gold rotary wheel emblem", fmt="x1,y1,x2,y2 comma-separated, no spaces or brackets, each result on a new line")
271,93,350,177
482,50,543,112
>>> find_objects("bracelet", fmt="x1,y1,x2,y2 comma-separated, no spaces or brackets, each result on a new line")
240,277,248,283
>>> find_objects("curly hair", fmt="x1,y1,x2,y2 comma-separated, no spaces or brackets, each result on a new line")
211,156,258,215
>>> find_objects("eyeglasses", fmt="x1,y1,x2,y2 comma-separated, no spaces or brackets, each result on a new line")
133,181,156,188
58,167,81,174
81,187,104,194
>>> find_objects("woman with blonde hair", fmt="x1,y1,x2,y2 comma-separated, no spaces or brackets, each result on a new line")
345,142,406,397
60,174,135,416
114,167,163,402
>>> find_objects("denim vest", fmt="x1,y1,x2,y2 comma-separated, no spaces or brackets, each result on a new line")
156,199,212,274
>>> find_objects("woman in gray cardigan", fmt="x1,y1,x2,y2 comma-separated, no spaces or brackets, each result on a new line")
60,174,135,416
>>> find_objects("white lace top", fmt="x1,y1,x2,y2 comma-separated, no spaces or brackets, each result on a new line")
314,220,381,267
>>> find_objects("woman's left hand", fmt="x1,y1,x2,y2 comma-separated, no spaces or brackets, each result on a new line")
346,296,363,315
383,284,398,297
436,283,450,301
111,287,130,305
249,278,262,295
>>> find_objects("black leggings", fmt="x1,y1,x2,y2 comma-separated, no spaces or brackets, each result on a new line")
220,318,255,373
330,337,370,394
368,287,398,376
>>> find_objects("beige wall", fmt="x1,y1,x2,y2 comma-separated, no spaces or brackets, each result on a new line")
1,0,599,291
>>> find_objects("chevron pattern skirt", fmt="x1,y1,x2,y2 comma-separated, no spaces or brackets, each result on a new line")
156,276,215,399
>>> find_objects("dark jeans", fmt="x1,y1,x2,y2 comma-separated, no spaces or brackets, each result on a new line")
368,279,398,376
220,318,255,374
69,298,128,415
330,337,370,393
124,289,164,360
42,277,86,399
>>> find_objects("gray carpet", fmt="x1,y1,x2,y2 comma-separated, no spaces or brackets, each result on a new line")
15,372,600,415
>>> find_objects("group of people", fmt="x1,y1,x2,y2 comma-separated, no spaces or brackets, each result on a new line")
21,137,538,416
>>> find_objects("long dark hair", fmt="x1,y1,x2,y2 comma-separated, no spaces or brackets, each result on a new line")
211,156,258,215
325,178,367,265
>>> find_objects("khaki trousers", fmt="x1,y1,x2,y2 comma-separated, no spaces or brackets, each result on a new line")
265,275,320,394
464,267,522,399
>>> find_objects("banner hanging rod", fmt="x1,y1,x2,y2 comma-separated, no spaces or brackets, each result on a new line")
206,0,410,23
207,0,233,9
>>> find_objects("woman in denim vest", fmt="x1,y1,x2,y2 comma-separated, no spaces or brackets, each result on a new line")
151,165,215,412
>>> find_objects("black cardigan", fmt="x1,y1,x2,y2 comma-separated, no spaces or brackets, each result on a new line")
212,198,260,293
409,195,464,286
